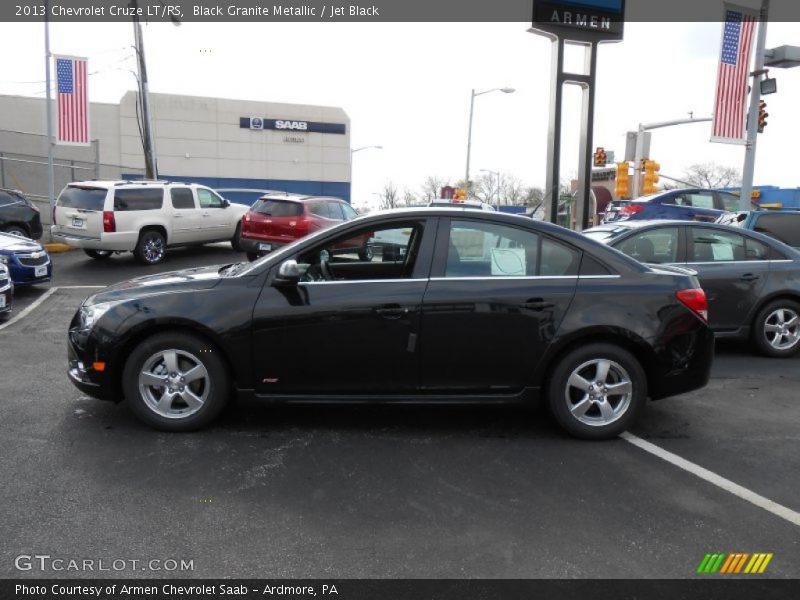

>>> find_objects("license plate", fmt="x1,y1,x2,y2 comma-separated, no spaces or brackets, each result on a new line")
258,243,272,252
72,218,84,228
35,265,48,278
0,295,5,309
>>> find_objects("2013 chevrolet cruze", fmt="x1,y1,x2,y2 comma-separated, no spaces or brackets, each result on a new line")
67,208,714,439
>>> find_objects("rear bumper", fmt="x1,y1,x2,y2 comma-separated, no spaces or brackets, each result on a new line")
239,236,286,255
650,324,715,400
51,227,137,251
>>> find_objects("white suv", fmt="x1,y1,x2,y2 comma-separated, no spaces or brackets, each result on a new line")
51,181,249,265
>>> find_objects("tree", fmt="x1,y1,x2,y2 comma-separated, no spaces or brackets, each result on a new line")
502,176,525,205
682,162,741,189
402,188,419,206
421,175,446,201
378,181,401,210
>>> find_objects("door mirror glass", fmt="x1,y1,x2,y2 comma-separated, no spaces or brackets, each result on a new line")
275,259,301,284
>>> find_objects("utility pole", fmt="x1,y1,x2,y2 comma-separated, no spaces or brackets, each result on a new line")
131,0,158,180
44,0,55,231
740,0,770,211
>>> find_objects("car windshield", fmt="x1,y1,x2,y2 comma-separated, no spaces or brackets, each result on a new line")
57,186,107,211
251,199,302,217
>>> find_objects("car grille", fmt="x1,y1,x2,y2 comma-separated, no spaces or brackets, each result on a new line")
17,253,48,267
0,277,9,289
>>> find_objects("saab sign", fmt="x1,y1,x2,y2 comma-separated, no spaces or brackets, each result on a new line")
532,0,625,42
240,117,346,135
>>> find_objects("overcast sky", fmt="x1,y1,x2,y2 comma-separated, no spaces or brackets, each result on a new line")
1,20,799,208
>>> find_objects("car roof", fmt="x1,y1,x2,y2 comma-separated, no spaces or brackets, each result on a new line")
255,193,345,203
67,180,209,189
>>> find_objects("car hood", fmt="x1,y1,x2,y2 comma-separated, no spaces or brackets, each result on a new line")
0,234,43,253
86,264,225,306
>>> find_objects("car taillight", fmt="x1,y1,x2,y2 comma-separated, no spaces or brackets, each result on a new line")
103,211,116,233
676,288,708,321
621,204,645,215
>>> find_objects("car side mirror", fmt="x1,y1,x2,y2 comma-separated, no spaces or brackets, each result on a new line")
221,198,230,208
274,259,300,285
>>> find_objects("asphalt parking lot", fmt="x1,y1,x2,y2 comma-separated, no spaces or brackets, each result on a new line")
1,246,799,579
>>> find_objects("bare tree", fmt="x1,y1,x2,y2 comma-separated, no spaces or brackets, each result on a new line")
378,181,401,210
683,162,741,189
470,172,499,203
421,175,446,201
402,188,419,206
502,175,525,205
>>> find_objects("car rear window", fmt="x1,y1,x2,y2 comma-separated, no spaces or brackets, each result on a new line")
252,199,303,217
114,188,164,211
57,186,107,211
754,213,800,247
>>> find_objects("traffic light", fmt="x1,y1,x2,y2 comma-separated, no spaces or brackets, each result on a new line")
758,100,768,133
643,160,660,195
614,162,630,199
593,147,607,167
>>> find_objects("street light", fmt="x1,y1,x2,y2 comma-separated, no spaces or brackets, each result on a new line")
349,145,383,204
479,169,500,205
465,87,515,194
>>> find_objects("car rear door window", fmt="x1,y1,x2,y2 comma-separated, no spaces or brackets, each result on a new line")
690,228,746,262
170,188,195,209
754,214,800,248
615,227,679,264
252,199,302,217
113,188,163,211
718,193,740,212
745,237,770,261
326,201,345,220
57,186,107,211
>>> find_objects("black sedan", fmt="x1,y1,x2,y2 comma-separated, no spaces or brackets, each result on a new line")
66,209,714,439
0,188,43,239
584,220,800,357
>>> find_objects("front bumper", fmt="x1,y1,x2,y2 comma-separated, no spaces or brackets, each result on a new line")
0,279,12,314
67,328,118,401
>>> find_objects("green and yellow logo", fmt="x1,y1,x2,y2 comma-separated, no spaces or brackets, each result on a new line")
697,552,773,574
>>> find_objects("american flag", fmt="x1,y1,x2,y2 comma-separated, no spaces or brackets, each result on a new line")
711,7,756,143
55,56,89,145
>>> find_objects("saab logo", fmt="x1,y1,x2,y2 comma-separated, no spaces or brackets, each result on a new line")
250,117,263,130
275,120,308,131
696,552,773,574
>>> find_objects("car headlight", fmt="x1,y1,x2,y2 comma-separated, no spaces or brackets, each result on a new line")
0,255,8,265
79,300,124,331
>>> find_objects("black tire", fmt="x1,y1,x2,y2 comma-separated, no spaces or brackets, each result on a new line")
84,249,113,260
547,343,646,440
3,224,29,238
133,230,166,265
231,223,243,252
358,243,374,261
246,252,260,262
122,331,230,431
752,299,800,357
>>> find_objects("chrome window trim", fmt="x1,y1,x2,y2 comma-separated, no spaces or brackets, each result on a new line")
297,275,623,285
299,278,428,285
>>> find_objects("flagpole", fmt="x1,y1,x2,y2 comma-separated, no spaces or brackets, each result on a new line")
44,0,55,236
740,0,769,211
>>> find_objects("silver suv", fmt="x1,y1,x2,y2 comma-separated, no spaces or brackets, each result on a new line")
51,180,249,264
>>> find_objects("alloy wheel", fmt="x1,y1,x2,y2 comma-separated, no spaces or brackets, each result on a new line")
564,358,633,427
138,349,210,419
143,237,165,263
763,308,800,351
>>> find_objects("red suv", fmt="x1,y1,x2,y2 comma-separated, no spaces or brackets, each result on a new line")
239,194,368,261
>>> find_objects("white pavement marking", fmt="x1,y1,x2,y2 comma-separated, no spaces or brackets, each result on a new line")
0,286,105,332
621,431,800,528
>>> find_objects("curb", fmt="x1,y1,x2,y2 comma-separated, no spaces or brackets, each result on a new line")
44,243,73,253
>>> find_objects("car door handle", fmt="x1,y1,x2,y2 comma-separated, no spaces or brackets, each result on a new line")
173,214,183,218
520,298,555,311
740,273,760,281
375,305,409,319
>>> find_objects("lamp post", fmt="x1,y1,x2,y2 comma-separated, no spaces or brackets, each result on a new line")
464,87,514,195
479,169,501,205
349,145,382,204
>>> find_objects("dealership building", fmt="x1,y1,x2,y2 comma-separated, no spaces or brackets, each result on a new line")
0,91,352,213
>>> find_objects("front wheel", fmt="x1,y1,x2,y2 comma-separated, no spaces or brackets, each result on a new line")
3,225,29,238
752,299,800,357
547,343,646,440
84,249,113,260
134,230,166,265
122,332,230,431
358,243,374,261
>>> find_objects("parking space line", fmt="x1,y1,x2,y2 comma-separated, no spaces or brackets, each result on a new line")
0,286,105,332
621,432,800,528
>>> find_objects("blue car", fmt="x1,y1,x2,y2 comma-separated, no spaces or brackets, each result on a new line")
617,188,739,223
0,232,52,286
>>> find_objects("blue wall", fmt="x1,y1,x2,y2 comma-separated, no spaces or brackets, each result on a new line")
122,174,351,206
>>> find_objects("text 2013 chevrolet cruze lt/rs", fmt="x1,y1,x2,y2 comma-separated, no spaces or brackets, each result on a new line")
66,208,714,439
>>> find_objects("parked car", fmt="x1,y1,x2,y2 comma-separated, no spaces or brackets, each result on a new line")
0,232,52,286
601,199,632,224
723,210,800,250
617,188,739,223
66,208,713,439
584,220,800,357
51,180,249,265
428,200,497,211
0,188,43,239
0,261,13,320
239,193,364,261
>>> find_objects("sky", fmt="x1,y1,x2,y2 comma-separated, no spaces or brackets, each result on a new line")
0,20,799,209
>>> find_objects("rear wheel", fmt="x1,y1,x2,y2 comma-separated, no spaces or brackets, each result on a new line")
752,299,800,357
134,230,166,265
122,331,230,431
3,224,29,238
231,223,243,252
358,243,374,261
547,343,646,440
84,249,113,260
